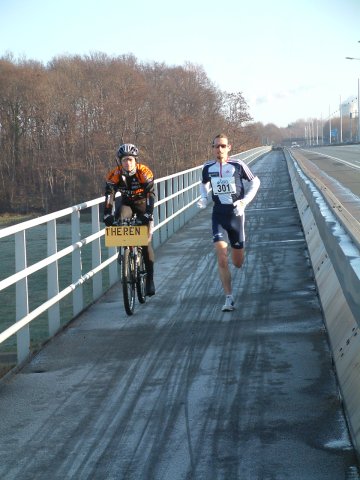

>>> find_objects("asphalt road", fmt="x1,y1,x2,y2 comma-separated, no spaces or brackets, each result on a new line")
298,144,360,198
290,144,360,245
0,151,359,480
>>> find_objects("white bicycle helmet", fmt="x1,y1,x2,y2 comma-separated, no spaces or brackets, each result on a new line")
117,143,139,159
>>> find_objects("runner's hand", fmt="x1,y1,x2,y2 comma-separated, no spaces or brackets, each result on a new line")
139,213,153,225
233,200,246,216
197,197,207,209
104,214,114,226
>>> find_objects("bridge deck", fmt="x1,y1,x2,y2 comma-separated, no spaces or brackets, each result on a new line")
0,151,359,479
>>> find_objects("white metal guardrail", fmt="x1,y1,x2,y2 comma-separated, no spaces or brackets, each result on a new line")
0,146,270,367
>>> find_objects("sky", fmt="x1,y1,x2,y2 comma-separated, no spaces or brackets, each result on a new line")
1,0,360,128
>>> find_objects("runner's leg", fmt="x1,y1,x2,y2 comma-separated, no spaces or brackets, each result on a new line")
215,240,232,295
120,204,132,220
231,247,244,268
229,212,245,268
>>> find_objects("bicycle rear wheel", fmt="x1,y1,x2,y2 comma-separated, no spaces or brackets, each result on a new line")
122,248,136,316
136,248,147,304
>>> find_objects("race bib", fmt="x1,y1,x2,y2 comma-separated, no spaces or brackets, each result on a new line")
211,177,236,195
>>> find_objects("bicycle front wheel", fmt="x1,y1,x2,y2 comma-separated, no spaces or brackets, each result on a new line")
122,248,136,316
136,248,147,304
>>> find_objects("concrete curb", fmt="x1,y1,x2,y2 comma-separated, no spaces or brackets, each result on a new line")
285,149,360,458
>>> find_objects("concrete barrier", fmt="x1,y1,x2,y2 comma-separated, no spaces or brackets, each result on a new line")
285,149,360,457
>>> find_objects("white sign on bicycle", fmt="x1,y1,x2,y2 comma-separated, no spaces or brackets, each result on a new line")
105,226,148,247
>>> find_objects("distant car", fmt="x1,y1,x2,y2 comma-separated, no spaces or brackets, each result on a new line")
272,145,282,151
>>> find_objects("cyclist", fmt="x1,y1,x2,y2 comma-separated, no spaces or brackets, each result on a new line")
103,143,156,296
197,133,260,311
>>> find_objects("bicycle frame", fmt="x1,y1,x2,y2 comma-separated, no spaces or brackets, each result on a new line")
119,243,146,316
107,215,147,316
105,214,148,316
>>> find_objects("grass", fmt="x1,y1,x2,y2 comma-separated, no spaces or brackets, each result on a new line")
0,213,37,227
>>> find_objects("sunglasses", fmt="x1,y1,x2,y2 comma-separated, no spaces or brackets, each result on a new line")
213,144,228,149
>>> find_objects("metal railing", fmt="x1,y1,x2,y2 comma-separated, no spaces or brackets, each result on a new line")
0,146,270,367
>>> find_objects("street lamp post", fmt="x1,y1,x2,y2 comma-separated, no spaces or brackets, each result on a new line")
358,78,360,142
340,95,343,143
345,56,360,142
321,113,324,145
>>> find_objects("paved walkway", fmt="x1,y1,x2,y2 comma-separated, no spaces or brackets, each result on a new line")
0,151,359,479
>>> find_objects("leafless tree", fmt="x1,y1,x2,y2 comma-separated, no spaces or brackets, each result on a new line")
0,53,264,214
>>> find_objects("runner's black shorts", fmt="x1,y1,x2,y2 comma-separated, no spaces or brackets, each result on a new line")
212,210,245,249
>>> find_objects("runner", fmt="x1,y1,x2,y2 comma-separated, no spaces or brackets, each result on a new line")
198,133,260,311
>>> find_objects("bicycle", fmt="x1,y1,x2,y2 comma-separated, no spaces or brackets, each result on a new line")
105,214,148,316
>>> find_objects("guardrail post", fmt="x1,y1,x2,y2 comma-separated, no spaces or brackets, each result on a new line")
184,172,190,223
159,181,166,244
166,178,174,237
15,231,30,363
92,205,102,299
152,197,160,250
71,210,83,316
192,170,200,219
193,170,199,201
47,220,60,336
173,175,179,233
178,173,185,228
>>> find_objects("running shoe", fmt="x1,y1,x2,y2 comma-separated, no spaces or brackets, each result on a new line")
222,295,235,312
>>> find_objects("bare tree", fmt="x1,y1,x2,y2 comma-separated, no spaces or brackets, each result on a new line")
0,53,261,214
